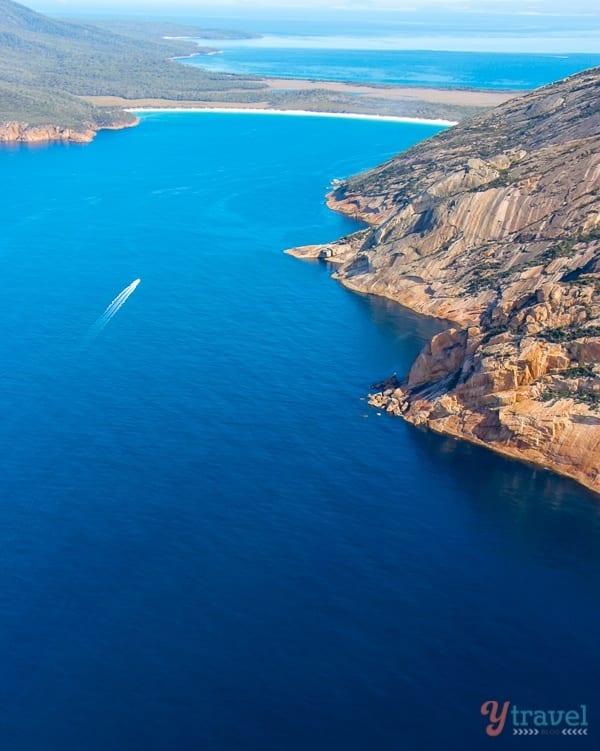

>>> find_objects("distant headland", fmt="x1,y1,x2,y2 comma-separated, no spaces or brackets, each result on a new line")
0,0,516,145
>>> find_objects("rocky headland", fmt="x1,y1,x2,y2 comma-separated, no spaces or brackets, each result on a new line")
287,67,600,494
0,0,265,145
0,117,138,144
0,0,516,145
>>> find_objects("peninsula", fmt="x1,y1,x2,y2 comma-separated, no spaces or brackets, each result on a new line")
0,0,266,142
287,67,600,494
0,0,514,144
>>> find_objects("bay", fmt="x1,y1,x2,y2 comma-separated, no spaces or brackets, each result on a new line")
0,112,598,750
183,47,600,90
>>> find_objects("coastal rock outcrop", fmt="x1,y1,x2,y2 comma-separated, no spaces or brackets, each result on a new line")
287,67,600,494
0,118,138,144
0,121,96,143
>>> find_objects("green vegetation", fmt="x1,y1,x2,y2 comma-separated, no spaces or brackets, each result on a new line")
532,238,577,265
0,79,130,128
579,392,600,408
538,324,600,342
521,229,600,271
0,0,486,133
562,364,597,378
540,387,571,402
541,361,599,408
540,386,600,409
486,168,513,189
79,19,259,43
0,0,265,130
463,260,502,294
459,226,600,297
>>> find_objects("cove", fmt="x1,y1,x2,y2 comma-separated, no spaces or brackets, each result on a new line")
0,112,598,751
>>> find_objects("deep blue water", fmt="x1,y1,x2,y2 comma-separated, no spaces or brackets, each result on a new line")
0,113,599,750
183,47,600,90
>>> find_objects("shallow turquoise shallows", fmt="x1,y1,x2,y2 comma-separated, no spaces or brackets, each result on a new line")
0,113,598,751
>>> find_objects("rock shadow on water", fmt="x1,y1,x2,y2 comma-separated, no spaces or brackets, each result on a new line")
409,425,600,569
339,284,450,362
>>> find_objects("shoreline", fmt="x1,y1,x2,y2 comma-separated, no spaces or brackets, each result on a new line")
0,117,138,145
81,81,517,134
128,107,458,127
285,68,600,497
286,241,600,499
86,81,516,112
260,77,522,106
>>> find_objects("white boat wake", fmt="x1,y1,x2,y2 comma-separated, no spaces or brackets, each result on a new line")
86,278,141,341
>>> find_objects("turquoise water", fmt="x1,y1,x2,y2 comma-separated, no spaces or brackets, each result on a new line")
0,113,599,750
184,47,600,90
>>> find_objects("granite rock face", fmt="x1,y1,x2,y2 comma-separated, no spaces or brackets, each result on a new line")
0,122,96,143
0,118,138,144
287,67,600,494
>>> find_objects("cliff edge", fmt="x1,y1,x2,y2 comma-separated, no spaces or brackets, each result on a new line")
286,66,600,494
0,117,137,144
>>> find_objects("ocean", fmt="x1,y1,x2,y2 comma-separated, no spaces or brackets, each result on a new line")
183,46,600,91
175,9,600,91
0,112,599,750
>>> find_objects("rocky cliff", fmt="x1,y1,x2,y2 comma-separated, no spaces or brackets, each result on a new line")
287,67,600,495
0,122,91,143
0,119,137,144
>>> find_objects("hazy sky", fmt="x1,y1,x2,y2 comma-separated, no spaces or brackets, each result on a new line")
27,0,600,53
30,0,600,12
